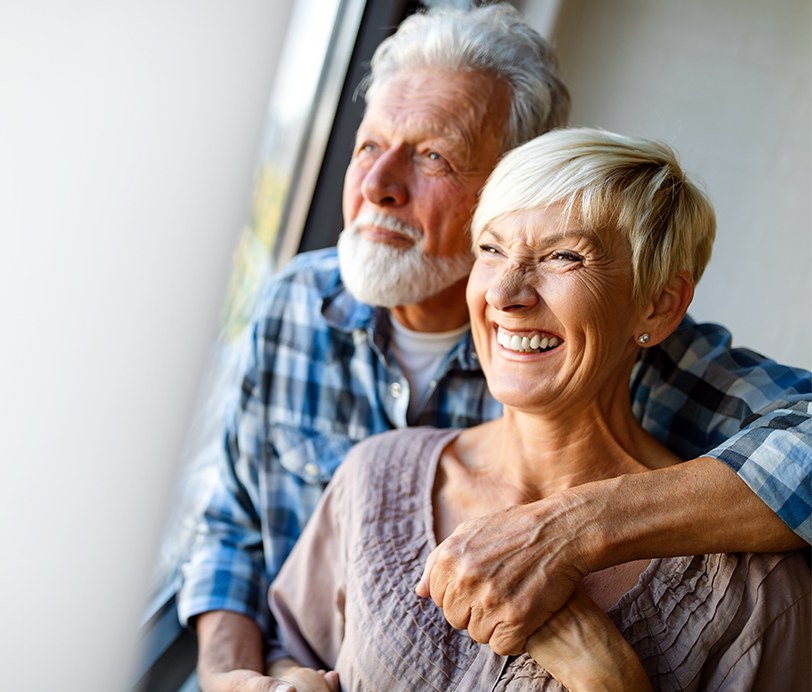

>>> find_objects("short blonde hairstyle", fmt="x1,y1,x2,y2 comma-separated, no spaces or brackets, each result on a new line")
471,127,716,306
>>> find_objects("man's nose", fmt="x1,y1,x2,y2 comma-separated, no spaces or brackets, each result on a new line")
485,263,539,311
360,148,408,206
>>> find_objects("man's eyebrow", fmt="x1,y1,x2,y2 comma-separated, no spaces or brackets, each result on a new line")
364,110,476,158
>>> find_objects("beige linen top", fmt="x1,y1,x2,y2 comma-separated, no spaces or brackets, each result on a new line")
269,427,811,691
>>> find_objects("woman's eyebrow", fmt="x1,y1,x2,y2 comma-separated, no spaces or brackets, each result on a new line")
481,224,603,247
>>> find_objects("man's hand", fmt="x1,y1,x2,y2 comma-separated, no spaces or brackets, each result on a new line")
416,456,804,657
268,658,340,692
416,492,593,655
199,669,301,692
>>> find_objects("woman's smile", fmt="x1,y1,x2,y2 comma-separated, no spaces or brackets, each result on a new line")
494,325,563,354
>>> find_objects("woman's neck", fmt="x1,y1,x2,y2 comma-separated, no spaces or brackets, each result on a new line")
454,386,680,505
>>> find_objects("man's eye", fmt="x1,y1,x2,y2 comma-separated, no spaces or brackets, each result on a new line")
423,151,450,170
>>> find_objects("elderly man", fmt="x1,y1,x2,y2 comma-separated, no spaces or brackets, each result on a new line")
179,4,811,691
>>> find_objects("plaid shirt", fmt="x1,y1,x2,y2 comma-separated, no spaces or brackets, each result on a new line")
178,247,811,636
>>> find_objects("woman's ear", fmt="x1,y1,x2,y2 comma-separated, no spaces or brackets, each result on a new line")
636,271,694,347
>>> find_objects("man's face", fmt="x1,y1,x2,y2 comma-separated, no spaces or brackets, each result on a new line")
339,68,510,309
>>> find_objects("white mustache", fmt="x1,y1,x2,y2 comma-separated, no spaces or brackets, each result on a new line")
349,212,422,243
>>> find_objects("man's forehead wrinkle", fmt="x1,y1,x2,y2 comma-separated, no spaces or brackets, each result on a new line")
368,100,476,161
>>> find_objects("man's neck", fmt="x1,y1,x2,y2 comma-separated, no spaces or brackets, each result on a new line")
390,276,469,332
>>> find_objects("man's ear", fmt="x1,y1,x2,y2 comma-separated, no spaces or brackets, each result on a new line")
636,271,694,347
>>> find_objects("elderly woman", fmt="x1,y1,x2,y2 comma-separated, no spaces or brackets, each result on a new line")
267,129,811,691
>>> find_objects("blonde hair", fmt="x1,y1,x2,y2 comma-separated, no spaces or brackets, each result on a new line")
472,127,716,305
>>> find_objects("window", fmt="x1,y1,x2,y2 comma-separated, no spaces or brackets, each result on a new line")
148,0,357,606
133,1,475,688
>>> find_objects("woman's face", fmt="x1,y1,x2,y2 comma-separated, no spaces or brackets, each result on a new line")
466,204,645,412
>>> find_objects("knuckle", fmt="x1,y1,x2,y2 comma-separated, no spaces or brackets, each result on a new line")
502,601,530,625
479,582,502,610
490,625,526,656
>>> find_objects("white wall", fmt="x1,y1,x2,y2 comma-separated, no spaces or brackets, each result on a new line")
0,1,292,689
526,0,811,370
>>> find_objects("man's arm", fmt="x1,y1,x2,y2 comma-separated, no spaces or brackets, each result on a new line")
196,611,287,692
417,455,805,656
632,318,812,538
177,321,277,686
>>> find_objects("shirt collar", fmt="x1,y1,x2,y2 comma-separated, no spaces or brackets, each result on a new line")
320,281,482,372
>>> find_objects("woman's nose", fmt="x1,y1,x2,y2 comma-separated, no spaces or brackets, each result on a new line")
360,148,408,206
485,264,539,311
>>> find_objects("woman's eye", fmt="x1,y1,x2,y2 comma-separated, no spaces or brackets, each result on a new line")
478,244,501,256
549,250,584,263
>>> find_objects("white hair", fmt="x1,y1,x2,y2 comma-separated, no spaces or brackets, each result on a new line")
360,3,570,152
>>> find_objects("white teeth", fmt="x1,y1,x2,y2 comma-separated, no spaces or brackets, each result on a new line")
497,327,561,353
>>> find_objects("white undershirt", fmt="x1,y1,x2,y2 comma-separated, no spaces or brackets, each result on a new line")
389,315,470,424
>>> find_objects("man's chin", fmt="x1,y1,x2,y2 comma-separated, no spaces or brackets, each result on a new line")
336,230,471,308
341,280,430,309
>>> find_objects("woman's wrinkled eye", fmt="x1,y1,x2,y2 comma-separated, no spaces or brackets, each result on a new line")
549,250,584,263
478,243,501,256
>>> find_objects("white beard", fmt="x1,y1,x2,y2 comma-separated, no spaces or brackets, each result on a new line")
337,212,473,308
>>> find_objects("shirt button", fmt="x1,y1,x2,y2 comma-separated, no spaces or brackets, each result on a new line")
304,462,320,479
390,381,402,398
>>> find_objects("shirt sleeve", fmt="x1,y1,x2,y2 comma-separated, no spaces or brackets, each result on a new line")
267,461,348,670
632,316,812,541
177,317,273,635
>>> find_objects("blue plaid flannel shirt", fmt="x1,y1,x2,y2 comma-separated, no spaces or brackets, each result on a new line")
178,247,812,637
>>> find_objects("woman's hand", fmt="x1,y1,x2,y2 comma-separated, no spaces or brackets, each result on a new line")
267,658,340,692
526,588,651,692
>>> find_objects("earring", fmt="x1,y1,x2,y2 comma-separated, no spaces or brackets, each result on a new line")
638,333,650,345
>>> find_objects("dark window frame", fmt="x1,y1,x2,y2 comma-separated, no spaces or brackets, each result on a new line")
297,0,423,253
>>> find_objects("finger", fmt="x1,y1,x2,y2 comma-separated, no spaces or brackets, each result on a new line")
427,550,453,609
269,682,296,692
440,582,473,631
487,620,530,657
416,545,438,598
463,604,496,645
324,670,340,692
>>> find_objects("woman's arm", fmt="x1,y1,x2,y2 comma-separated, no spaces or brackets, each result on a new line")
526,589,651,692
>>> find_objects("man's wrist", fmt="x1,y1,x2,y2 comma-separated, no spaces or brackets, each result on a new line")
551,481,618,577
